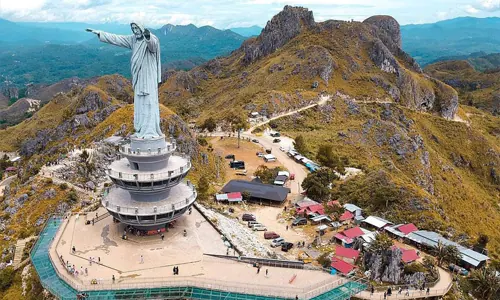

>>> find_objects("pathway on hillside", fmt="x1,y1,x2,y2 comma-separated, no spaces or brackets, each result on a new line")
355,267,453,299
246,94,331,134
13,235,37,270
0,175,16,196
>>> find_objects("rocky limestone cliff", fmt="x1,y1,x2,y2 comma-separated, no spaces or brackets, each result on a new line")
242,5,316,65
160,6,459,120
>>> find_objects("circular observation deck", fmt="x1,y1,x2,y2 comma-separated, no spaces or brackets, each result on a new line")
107,155,191,192
102,180,197,228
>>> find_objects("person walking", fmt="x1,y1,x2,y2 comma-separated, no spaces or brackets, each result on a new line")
286,225,289,231
426,287,430,295
383,291,387,299
140,255,144,264
370,285,374,295
257,266,260,274
405,288,410,296
85,268,88,276
161,233,164,241
265,268,269,277
89,257,92,266
112,275,115,283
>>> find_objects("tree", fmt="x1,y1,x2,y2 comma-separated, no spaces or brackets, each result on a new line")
197,177,210,200
254,165,283,184
301,168,338,201
316,144,347,174
0,267,14,291
369,232,393,253
293,135,308,154
468,267,500,300
474,234,489,253
422,256,436,270
201,117,217,132
433,241,447,266
443,245,461,266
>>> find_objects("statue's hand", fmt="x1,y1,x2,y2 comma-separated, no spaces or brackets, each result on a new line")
144,28,151,39
86,28,98,35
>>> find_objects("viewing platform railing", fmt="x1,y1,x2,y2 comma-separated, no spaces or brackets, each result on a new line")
107,160,191,182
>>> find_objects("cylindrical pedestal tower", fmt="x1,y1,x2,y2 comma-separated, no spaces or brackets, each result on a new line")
102,135,197,229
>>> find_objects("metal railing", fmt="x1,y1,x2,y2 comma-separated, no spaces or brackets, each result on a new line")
120,142,176,156
107,160,191,182
358,282,453,299
103,189,197,215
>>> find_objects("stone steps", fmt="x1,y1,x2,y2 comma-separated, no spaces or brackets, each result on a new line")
13,236,37,269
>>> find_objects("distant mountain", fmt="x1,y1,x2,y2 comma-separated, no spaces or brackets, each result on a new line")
229,25,263,37
19,21,131,35
430,52,500,72
401,17,500,66
0,22,245,92
0,18,91,44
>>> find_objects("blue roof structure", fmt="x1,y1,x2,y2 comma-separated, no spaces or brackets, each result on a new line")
407,230,489,267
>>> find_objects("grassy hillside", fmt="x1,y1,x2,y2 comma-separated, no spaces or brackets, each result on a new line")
269,99,500,260
425,60,499,115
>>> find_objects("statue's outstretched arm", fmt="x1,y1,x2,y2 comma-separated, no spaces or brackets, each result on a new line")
87,29,133,49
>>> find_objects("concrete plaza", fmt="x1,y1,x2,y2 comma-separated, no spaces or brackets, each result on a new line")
50,207,339,298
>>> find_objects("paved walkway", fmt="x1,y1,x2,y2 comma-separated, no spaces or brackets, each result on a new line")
355,267,453,299
0,175,16,196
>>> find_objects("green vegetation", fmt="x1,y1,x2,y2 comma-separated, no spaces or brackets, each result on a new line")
293,135,308,155
433,242,461,266
316,144,348,174
253,165,284,184
467,267,500,300
404,263,426,275
369,232,393,253
301,168,338,201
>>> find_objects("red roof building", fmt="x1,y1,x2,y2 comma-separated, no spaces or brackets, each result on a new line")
339,211,354,221
335,245,360,260
342,227,364,239
5,167,17,172
401,249,419,263
227,192,243,202
391,246,419,263
398,223,418,235
334,233,353,245
297,204,325,216
331,258,356,274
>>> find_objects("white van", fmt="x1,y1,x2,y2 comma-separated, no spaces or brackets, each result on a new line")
271,237,285,247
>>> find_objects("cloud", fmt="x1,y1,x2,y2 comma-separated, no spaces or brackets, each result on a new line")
465,5,480,13
469,0,500,12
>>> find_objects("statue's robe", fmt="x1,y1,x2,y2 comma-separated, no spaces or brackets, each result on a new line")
98,30,162,139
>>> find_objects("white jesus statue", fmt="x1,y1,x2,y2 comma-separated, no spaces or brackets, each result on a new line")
86,23,163,139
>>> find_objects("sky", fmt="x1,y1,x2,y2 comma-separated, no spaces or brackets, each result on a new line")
0,0,499,28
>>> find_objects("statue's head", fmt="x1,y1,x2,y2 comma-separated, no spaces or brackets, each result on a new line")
130,23,144,39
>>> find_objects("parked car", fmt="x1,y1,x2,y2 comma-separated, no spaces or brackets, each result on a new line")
264,231,280,239
265,148,272,154
225,154,235,160
248,221,260,228
253,224,267,231
273,138,281,143
256,152,265,157
292,218,308,226
271,237,285,248
270,132,281,137
449,264,469,276
279,146,286,152
230,160,245,169
281,242,294,252
242,213,256,221
252,139,259,143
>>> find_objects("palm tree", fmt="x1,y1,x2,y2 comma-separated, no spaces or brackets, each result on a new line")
469,267,500,300
433,241,446,266
443,245,461,266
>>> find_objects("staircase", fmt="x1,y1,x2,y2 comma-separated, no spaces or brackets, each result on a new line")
94,211,111,224
13,236,37,270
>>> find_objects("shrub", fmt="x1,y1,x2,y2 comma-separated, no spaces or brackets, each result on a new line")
317,252,332,269
59,183,68,190
197,137,208,147
404,263,426,275
0,267,14,290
